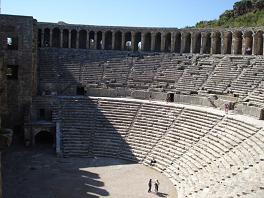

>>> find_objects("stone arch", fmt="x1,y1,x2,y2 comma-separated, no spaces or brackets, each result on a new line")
212,32,221,54
164,33,171,52
233,31,243,55
44,28,50,47
254,31,263,55
125,32,132,51
202,33,211,54
114,31,122,50
63,29,69,48
223,31,232,54
193,32,201,53
52,28,60,48
175,32,181,53
144,32,151,51
155,32,161,52
134,32,141,51
71,30,77,48
105,31,112,50
183,32,191,53
244,31,253,55
79,30,87,49
96,31,103,50
89,31,95,49
34,130,54,146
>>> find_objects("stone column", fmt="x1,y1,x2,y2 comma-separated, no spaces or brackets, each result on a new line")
251,33,255,55
112,31,115,50
191,32,195,54
161,32,165,52
200,32,207,54
121,32,125,51
86,31,90,49
211,32,216,54
141,32,145,51
94,32,98,49
60,29,63,48
242,33,246,55
180,32,185,53
221,32,225,54
68,30,72,48
170,32,175,52
49,29,53,47
101,31,105,50
151,32,155,52
232,33,236,55
76,30,80,49
41,28,44,47
131,32,135,51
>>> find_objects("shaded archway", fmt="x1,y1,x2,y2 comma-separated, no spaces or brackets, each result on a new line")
44,28,50,47
212,32,221,54
223,32,232,54
71,30,77,48
192,32,201,53
233,31,243,55
134,32,141,51
105,31,112,50
52,28,60,48
114,31,122,50
175,32,181,53
89,31,95,49
35,131,54,146
63,29,69,48
182,32,191,53
155,32,161,52
144,32,151,51
79,30,87,49
38,29,42,47
125,32,132,51
202,33,211,54
164,33,171,52
244,31,253,55
97,31,103,50
254,31,263,55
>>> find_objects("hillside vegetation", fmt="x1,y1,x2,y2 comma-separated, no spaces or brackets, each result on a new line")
196,0,264,28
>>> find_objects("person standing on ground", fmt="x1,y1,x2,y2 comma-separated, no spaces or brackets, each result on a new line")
148,179,152,193
155,179,160,193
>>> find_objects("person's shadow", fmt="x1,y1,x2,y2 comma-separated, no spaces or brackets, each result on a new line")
156,192,169,197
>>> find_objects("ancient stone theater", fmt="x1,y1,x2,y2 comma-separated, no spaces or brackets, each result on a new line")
0,13,264,198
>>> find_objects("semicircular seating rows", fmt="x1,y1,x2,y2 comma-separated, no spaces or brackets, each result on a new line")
54,96,264,198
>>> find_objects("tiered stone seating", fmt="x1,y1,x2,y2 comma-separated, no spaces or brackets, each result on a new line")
230,58,264,98
246,81,264,107
175,56,217,93
92,99,140,158
171,117,262,197
128,55,162,89
60,97,98,157
120,103,182,162
203,56,245,93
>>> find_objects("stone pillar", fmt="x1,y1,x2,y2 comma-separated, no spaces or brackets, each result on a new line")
191,32,195,54
211,32,216,54
180,32,185,53
86,31,90,49
170,32,175,52
141,33,145,51
242,33,246,55
112,32,115,50
121,32,125,51
232,34,236,55
41,28,44,47
76,30,79,49
251,33,255,55
101,32,105,50
68,30,72,48
161,32,165,52
49,29,53,47
200,32,207,54
221,32,225,54
60,29,63,48
151,32,155,52
131,32,135,51
94,32,98,50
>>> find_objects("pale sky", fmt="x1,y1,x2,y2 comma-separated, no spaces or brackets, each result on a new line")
3,0,238,28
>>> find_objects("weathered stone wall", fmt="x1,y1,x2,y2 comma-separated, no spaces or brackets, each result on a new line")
0,14,37,129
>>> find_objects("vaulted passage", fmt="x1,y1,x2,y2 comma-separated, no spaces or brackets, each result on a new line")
134,32,141,51
63,29,69,48
114,31,122,50
254,31,263,55
71,30,77,48
35,131,54,146
125,32,132,51
89,31,95,49
44,28,50,47
202,33,211,54
97,31,103,50
233,31,242,55
224,32,232,54
182,32,191,53
155,32,161,52
212,32,221,54
79,30,87,49
192,32,201,53
244,31,253,55
175,33,181,53
52,28,60,48
105,31,112,50
38,29,42,47
164,33,171,52
144,32,151,51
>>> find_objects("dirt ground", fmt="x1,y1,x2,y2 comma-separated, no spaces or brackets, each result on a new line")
2,145,177,198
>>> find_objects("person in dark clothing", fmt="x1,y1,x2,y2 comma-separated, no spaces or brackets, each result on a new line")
155,179,160,193
148,179,152,192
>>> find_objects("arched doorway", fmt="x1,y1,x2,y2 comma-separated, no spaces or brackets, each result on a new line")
89,31,95,49
164,33,171,52
52,28,60,48
125,32,132,51
155,32,161,52
97,31,103,50
114,31,122,50
175,32,181,53
44,28,50,47
79,30,87,49
233,31,242,55
192,32,201,53
244,31,253,55
183,32,191,53
63,29,69,48
254,31,263,55
105,31,112,50
224,32,232,54
71,30,77,48
38,29,42,47
35,131,54,146
134,32,141,51
144,32,151,51
202,33,211,54
212,32,221,54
